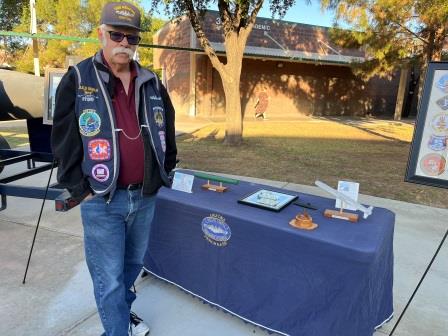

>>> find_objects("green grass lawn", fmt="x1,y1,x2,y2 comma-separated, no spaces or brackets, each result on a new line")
177,118,447,209
0,128,29,148
1,118,445,209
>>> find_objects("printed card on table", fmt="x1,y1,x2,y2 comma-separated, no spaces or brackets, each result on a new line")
335,181,359,211
171,172,194,193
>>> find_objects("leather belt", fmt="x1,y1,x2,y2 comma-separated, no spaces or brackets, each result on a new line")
117,183,143,190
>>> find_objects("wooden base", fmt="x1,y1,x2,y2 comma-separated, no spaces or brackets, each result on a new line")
289,218,318,230
324,209,358,222
201,183,228,192
289,211,318,230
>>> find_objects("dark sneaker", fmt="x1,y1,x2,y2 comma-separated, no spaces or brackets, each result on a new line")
129,312,150,336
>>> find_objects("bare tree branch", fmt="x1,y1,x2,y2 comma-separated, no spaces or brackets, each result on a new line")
247,0,264,29
389,20,429,45
238,0,264,48
184,0,226,76
218,0,233,36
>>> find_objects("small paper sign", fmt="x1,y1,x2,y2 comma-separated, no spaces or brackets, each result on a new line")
335,181,359,211
171,172,194,193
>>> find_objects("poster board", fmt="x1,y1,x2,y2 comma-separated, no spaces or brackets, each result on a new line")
405,62,448,189
43,68,67,125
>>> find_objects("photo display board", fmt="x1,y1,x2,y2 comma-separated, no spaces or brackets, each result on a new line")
406,62,448,189
43,68,67,125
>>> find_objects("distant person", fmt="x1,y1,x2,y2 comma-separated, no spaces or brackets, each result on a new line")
254,91,269,120
51,2,177,335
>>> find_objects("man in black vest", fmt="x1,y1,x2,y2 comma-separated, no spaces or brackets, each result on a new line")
51,2,177,335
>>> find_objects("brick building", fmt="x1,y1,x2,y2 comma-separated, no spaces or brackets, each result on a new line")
153,11,400,118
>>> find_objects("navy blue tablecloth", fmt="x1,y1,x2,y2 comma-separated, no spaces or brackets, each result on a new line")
143,173,394,336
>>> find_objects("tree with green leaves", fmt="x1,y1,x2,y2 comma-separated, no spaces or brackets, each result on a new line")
150,0,297,145
323,0,448,80
11,0,163,73
0,0,28,62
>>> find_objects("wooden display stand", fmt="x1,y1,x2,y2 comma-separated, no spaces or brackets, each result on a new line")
324,209,359,222
195,172,238,193
201,180,228,192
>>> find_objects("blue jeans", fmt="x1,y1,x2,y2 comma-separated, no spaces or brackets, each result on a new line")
80,189,156,336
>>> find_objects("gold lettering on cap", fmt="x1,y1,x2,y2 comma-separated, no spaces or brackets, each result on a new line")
113,5,136,18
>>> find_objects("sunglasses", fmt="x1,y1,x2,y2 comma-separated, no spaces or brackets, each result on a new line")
107,31,141,45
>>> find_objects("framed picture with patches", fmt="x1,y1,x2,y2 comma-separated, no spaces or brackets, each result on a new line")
43,68,67,125
406,61,448,189
238,189,298,212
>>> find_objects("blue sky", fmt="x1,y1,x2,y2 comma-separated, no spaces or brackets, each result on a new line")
149,2,336,28
257,1,335,27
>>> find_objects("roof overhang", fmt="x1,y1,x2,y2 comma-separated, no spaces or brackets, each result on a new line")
210,42,365,66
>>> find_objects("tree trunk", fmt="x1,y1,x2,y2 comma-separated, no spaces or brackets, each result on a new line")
416,29,444,114
394,67,409,120
219,32,245,146
222,74,242,145
425,30,436,64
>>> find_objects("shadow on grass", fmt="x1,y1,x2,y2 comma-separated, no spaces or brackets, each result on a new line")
316,116,413,144
176,135,447,209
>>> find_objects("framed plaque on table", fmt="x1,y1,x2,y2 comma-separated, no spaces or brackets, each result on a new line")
238,189,298,212
406,61,448,189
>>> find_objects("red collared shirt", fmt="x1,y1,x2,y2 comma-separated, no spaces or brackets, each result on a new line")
103,54,144,185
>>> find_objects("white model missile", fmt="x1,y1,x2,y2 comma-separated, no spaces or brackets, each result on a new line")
315,180,373,219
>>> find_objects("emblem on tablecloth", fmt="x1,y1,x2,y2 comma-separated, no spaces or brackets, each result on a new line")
201,214,231,247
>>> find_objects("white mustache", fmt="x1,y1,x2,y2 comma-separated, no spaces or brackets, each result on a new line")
112,47,135,58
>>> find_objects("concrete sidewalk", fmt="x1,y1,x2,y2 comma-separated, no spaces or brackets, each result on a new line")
0,160,447,336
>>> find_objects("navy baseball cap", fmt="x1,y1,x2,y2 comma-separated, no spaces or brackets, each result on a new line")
100,2,142,31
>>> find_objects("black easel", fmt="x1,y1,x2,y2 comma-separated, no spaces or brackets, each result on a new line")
22,160,55,284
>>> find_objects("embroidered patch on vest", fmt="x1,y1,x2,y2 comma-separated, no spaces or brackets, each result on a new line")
158,131,166,152
79,85,99,95
78,85,99,102
153,107,164,127
88,139,111,161
91,164,110,182
201,214,231,247
79,110,101,137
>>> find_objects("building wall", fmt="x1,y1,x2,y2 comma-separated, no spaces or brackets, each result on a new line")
195,56,399,118
156,13,399,118
153,17,192,116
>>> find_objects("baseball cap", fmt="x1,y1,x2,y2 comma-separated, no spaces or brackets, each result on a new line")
100,2,142,31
